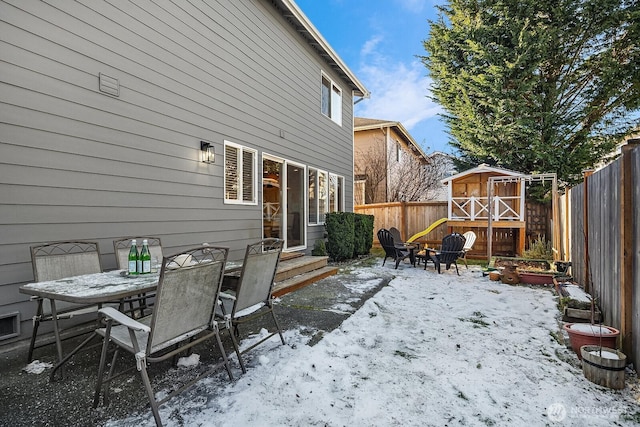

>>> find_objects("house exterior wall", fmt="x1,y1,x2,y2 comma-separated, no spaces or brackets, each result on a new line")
0,0,356,347
354,128,387,203
354,126,420,203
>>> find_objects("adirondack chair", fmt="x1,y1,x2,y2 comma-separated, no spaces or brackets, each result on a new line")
429,233,466,275
459,231,477,268
377,228,414,269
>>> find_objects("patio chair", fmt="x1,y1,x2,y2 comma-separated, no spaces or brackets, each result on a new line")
93,245,233,427
377,228,414,269
389,227,404,245
459,231,477,268
113,236,163,317
216,238,284,373
429,233,466,275
113,236,163,271
28,241,104,362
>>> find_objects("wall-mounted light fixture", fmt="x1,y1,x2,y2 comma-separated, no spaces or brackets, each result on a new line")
200,141,215,163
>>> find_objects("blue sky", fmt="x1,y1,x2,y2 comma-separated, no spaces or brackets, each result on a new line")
295,0,452,154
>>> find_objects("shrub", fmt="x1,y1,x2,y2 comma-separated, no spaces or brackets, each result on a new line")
522,235,553,260
325,212,355,261
353,214,374,257
311,239,326,256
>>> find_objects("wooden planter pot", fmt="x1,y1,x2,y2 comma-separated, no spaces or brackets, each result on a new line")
580,345,626,390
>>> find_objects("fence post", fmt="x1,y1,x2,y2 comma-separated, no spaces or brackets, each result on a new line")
401,201,408,241
620,139,639,356
582,169,594,294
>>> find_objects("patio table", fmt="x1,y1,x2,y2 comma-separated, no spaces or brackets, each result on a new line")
20,270,160,380
20,262,243,380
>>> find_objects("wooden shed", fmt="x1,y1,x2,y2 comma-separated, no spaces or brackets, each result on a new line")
442,164,528,257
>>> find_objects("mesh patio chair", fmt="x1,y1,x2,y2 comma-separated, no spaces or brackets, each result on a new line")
93,245,232,427
216,238,285,373
28,241,104,362
429,233,466,275
377,228,413,269
113,237,163,271
459,231,477,268
113,237,163,317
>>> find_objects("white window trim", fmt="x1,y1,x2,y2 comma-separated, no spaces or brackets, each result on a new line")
224,140,257,205
321,72,343,126
329,173,345,213
308,168,345,225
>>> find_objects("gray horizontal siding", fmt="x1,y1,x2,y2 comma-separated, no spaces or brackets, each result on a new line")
0,0,356,347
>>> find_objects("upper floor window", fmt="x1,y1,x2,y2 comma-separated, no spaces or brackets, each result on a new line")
321,74,342,126
224,141,257,204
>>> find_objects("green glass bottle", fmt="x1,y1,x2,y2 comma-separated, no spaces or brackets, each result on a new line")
128,240,139,275
140,239,151,274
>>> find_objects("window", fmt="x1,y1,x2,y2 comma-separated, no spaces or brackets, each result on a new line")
329,174,344,212
308,168,344,224
321,74,342,126
308,168,317,224
224,141,257,204
318,170,328,223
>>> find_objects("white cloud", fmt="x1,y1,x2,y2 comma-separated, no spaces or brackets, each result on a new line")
360,35,383,57
395,0,428,13
355,42,442,132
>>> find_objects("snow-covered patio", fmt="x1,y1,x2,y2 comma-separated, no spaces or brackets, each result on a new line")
103,260,639,426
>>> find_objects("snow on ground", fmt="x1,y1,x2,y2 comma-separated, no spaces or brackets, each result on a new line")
108,261,640,427
23,360,53,375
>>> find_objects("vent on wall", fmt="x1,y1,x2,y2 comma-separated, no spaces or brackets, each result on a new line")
0,312,20,341
99,73,120,97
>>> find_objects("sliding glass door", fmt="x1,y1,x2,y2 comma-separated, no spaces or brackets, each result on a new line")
262,156,306,250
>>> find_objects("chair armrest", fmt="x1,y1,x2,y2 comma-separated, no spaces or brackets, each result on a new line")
98,307,150,333
219,291,237,301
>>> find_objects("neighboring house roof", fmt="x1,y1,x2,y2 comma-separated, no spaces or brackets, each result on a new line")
354,117,428,161
274,0,369,99
441,163,525,183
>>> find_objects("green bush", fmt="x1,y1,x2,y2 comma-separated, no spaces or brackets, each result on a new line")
353,213,374,257
311,239,327,256
325,212,355,261
522,236,553,260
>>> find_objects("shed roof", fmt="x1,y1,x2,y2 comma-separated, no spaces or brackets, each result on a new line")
441,163,524,183
272,0,370,98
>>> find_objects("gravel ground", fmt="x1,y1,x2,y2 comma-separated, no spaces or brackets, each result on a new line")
0,257,392,427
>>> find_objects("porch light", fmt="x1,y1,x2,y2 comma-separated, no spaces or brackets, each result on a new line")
200,141,215,163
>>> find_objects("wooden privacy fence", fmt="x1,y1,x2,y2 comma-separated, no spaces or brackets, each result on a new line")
354,201,449,248
565,140,639,370
355,201,547,257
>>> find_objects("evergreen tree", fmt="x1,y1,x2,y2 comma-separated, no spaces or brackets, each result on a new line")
422,0,640,186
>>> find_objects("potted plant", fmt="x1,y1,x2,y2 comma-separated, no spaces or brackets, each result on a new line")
562,239,621,361
563,322,620,359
